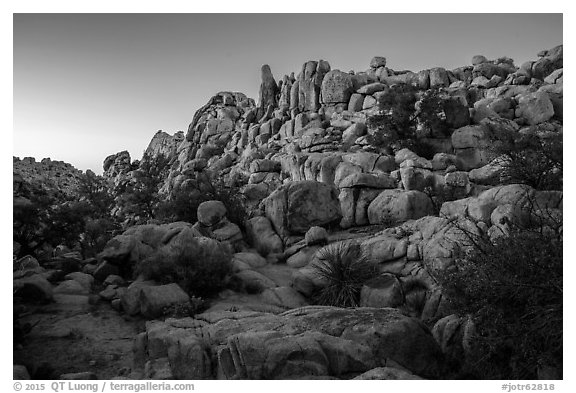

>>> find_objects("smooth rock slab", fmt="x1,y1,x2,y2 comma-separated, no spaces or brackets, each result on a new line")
368,189,435,225
54,280,89,295
64,272,94,290
135,306,445,379
139,284,190,319
360,274,404,308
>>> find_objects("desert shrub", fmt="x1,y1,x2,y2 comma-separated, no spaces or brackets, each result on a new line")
77,170,116,218
437,225,562,379
134,240,232,298
42,201,91,250
367,84,419,152
311,242,378,308
117,152,171,221
14,171,119,259
13,180,58,257
80,217,118,258
155,183,203,224
204,179,249,229
156,178,249,229
417,88,453,138
162,296,206,318
491,126,562,191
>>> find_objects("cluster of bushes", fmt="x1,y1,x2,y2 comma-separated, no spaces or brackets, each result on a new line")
156,176,249,230
437,213,562,379
113,152,249,229
115,152,171,222
366,85,449,158
133,238,232,298
492,125,562,191
13,170,119,259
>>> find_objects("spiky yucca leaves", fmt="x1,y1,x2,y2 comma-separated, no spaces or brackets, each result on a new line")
311,241,378,308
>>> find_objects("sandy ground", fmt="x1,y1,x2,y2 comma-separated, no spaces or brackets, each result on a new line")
14,294,144,379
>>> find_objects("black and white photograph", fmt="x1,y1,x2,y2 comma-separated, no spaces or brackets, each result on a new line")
8,4,569,390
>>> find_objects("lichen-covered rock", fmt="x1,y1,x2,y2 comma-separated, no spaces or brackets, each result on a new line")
515,91,555,125
264,181,341,238
368,189,434,225
297,60,331,112
135,306,445,379
139,283,190,319
197,200,227,227
360,274,404,308
321,70,354,104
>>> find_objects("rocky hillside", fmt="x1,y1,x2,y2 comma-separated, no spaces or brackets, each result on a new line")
14,156,84,197
14,44,562,381
104,44,562,228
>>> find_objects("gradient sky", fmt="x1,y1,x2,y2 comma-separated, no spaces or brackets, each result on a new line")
13,14,562,173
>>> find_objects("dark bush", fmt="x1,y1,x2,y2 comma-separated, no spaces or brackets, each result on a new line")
156,177,248,230
417,88,452,138
77,170,116,218
42,201,91,250
80,217,118,258
162,296,206,318
311,242,378,308
437,224,562,379
117,152,171,221
492,126,562,191
134,238,232,298
367,84,419,152
14,171,119,259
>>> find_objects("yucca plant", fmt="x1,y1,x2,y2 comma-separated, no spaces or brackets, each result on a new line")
311,241,378,308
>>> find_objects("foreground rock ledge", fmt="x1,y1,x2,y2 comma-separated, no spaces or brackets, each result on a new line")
134,306,444,380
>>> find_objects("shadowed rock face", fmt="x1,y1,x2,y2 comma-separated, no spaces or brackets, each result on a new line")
134,306,445,379
297,60,331,112
257,64,279,119
264,180,342,239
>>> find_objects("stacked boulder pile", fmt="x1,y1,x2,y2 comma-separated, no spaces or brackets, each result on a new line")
103,45,561,236
50,44,561,380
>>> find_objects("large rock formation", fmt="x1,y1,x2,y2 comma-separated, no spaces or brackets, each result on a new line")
264,180,341,239
13,156,84,197
134,306,445,379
